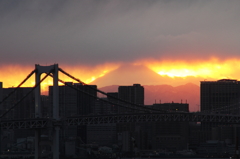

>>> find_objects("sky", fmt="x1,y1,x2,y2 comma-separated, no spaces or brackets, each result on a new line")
1,0,240,91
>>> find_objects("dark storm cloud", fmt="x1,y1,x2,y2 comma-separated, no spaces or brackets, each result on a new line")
1,0,240,66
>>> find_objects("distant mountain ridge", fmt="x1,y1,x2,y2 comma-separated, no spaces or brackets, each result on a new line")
90,64,204,88
99,83,200,112
91,64,200,112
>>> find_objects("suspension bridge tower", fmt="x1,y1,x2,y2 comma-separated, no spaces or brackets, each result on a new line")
35,64,59,159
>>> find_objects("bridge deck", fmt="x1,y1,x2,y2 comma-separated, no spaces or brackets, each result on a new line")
1,113,240,130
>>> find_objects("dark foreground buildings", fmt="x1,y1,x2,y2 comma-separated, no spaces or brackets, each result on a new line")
146,103,189,151
0,83,36,153
2,79,240,157
200,79,240,144
118,84,144,113
201,79,240,114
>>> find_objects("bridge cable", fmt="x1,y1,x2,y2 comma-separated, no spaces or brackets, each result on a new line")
0,72,51,119
59,68,165,113
54,76,152,113
0,69,36,106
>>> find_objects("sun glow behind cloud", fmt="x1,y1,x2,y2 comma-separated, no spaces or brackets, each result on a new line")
2,58,240,94
0,63,120,94
139,58,240,80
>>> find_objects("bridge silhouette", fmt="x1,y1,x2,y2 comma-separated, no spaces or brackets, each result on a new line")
0,64,239,159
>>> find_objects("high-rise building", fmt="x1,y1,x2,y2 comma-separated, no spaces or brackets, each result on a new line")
1,87,35,119
75,83,97,115
200,79,240,142
0,86,36,144
49,82,78,117
115,84,144,151
201,79,240,114
49,82,97,117
118,84,144,113
49,82,97,148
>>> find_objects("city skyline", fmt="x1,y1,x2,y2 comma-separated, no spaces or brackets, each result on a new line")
1,1,240,91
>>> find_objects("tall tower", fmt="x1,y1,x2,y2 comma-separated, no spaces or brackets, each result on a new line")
201,79,240,114
200,79,240,142
118,84,144,113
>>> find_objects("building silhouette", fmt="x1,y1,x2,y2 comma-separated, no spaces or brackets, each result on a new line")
49,82,97,151
118,84,144,113
49,82,97,117
0,86,36,150
1,87,35,119
200,79,240,142
201,79,240,114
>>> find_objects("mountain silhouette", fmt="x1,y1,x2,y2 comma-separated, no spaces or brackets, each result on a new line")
91,64,201,112
90,64,202,88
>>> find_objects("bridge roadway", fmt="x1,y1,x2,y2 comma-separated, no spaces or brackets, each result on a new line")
1,112,240,130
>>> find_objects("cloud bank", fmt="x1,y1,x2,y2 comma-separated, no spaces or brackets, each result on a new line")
1,0,240,67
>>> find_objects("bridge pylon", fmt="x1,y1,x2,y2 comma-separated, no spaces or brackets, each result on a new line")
35,64,59,159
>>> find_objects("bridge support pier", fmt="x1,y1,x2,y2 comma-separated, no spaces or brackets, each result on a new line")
35,64,59,159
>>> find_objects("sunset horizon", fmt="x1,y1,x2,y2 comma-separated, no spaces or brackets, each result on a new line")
0,58,235,113
1,57,239,90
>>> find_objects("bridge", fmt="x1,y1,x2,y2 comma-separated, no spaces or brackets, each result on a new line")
1,113,240,130
0,64,239,159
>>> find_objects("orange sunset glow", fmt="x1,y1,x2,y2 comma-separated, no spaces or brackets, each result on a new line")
1,58,240,94
139,58,240,80
0,63,120,94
